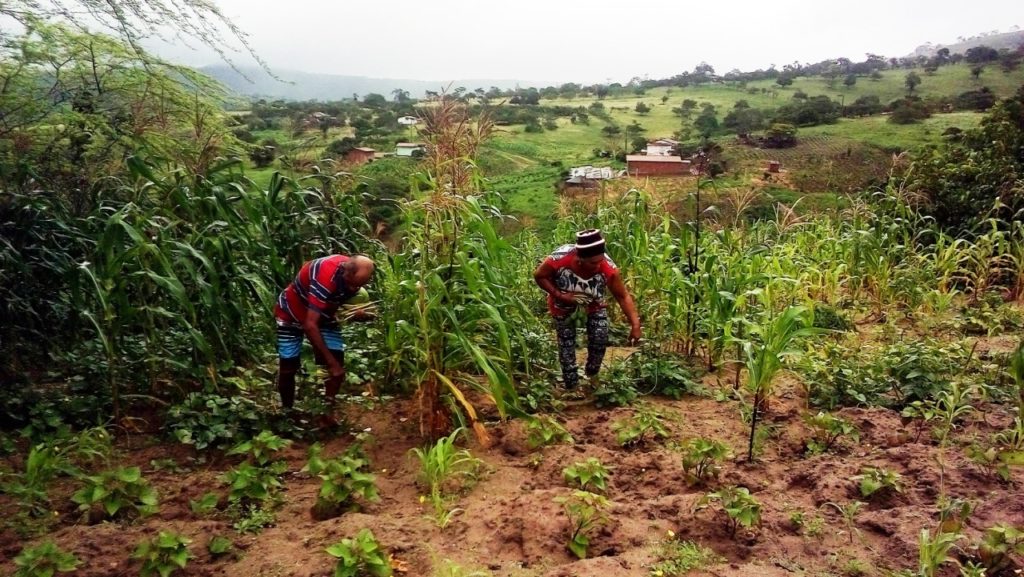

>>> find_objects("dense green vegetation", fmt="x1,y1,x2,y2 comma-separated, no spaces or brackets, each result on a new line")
3,12,1024,576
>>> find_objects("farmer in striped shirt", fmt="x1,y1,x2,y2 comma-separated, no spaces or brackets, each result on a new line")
274,254,375,412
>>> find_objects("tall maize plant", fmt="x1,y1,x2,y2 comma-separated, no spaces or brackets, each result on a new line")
383,97,538,445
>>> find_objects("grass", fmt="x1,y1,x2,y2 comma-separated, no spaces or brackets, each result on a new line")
800,112,984,151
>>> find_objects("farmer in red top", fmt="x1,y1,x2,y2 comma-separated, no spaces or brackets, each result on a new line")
533,229,642,391
274,254,375,411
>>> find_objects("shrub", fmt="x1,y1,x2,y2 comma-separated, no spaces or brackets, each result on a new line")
165,393,267,450
133,531,192,577
855,466,903,500
649,538,723,576
562,458,610,493
303,443,379,519
13,541,79,577
680,438,732,485
72,466,158,521
325,528,392,577
612,406,670,448
526,415,574,449
556,490,611,559
804,412,859,455
696,485,761,536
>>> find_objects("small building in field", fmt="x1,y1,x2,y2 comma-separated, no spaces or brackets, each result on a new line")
644,138,680,156
345,147,376,165
565,165,616,188
395,142,426,157
626,155,689,177
397,116,419,126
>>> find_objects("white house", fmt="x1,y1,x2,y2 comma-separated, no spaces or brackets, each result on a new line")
395,142,426,157
644,138,680,157
397,116,419,126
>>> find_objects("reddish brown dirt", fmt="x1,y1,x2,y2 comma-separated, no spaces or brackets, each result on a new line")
3,376,1023,577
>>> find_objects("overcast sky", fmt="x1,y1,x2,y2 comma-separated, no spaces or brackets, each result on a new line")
147,0,1022,84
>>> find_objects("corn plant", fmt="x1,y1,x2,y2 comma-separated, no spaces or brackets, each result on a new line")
72,466,158,521
695,485,761,537
410,429,483,528
679,438,732,486
526,415,574,449
742,305,818,461
2,444,75,520
803,412,859,455
556,490,611,559
562,458,610,493
918,528,961,577
325,528,393,577
133,531,192,577
12,541,79,577
1012,342,1024,426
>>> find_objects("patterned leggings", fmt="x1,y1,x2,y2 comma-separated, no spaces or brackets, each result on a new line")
554,309,609,389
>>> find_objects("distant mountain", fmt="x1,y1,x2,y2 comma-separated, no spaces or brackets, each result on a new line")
199,65,550,101
910,29,1024,57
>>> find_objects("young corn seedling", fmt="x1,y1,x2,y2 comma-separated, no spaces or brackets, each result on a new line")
742,305,818,462
563,458,610,493
410,429,483,528
556,490,611,559
917,528,961,577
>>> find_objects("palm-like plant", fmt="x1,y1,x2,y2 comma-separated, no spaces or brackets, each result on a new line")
743,305,819,461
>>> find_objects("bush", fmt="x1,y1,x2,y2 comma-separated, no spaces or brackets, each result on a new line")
954,87,997,111
888,97,931,124
165,393,268,450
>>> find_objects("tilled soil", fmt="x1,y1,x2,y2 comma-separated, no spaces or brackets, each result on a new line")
2,375,1023,577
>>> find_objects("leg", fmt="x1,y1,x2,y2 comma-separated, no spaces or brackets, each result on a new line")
584,309,609,378
276,324,304,409
278,358,300,409
313,324,345,404
554,315,579,389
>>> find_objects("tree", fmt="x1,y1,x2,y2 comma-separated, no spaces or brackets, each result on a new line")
249,139,278,168
907,86,1024,232
888,97,931,124
970,65,985,82
392,89,411,103
843,74,857,89
2,0,265,73
362,93,388,108
870,70,883,81
775,75,794,88
763,123,797,148
635,101,651,114
905,72,921,94
965,45,1000,64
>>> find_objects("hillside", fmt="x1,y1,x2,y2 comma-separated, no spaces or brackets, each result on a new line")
911,29,1024,57
201,65,549,100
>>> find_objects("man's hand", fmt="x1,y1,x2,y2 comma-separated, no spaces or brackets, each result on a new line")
628,325,642,346
328,361,345,382
555,290,579,306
